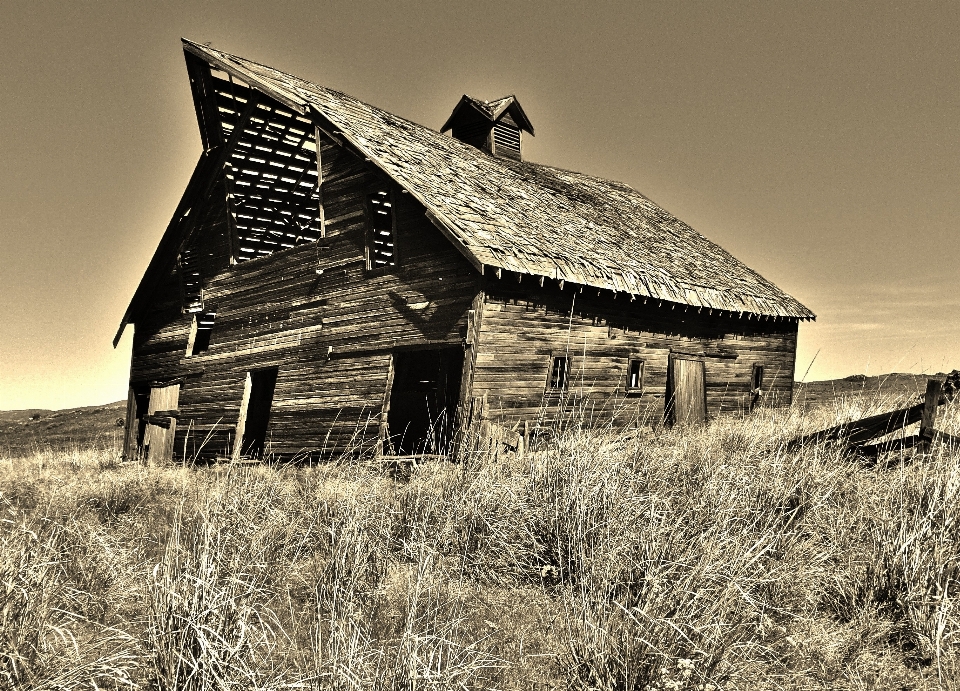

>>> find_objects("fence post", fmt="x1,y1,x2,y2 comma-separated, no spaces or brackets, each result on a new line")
919,379,943,450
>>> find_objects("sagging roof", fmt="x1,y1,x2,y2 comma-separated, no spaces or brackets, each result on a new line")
118,39,813,344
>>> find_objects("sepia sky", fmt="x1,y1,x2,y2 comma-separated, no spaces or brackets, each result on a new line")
1,0,958,410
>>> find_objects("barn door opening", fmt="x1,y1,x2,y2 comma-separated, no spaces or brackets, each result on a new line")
386,348,464,455
144,383,181,464
665,356,706,426
123,383,152,462
234,367,279,460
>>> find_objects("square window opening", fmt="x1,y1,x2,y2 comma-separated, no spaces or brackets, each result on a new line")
186,311,217,356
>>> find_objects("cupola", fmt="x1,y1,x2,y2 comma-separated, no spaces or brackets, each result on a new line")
440,95,534,161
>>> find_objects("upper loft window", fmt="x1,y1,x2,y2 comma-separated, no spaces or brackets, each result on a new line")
366,190,396,270
209,70,322,262
493,121,521,158
186,311,217,357
548,355,569,390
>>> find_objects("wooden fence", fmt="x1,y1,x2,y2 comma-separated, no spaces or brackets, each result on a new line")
786,370,960,456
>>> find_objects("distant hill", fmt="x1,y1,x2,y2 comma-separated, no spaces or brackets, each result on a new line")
0,400,126,456
794,372,944,408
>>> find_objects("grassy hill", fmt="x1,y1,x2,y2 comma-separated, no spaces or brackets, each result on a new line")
0,400,126,455
794,372,944,408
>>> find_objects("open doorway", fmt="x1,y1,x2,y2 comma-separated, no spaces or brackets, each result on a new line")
386,348,464,455
235,367,279,460
123,383,152,462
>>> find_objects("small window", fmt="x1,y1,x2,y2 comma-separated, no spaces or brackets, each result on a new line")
752,365,764,392
548,356,568,390
186,311,216,356
626,359,644,392
366,190,396,270
750,364,764,412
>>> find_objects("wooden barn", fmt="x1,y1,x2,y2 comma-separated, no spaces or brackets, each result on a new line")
115,39,815,463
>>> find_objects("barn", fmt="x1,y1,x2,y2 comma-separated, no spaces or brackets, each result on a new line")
115,39,815,463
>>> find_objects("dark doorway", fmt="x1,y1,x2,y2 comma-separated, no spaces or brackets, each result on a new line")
240,367,279,459
132,384,151,451
123,383,151,462
387,348,464,455
665,356,706,426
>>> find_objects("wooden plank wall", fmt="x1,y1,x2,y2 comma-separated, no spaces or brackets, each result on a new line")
129,132,479,460
470,281,799,431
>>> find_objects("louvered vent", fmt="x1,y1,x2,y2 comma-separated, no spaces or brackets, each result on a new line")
442,95,533,161
493,121,521,158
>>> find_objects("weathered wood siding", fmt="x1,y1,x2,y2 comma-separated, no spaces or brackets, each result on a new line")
470,281,798,430
129,134,479,459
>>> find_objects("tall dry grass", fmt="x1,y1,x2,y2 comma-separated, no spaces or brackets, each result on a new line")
0,392,957,689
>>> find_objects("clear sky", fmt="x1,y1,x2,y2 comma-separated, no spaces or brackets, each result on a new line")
1,0,958,410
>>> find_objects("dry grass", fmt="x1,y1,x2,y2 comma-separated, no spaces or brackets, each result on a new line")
1,393,958,690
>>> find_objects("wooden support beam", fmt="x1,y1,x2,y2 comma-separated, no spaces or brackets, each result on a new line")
123,386,138,463
232,373,253,461
379,354,395,456
934,429,960,448
314,125,326,238
920,379,943,440
143,415,172,429
184,51,225,151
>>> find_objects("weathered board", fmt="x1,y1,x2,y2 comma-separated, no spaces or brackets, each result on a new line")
144,383,180,464
122,386,138,462
669,357,706,426
469,281,798,431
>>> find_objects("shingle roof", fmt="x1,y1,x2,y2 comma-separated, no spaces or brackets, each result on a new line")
181,39,814,320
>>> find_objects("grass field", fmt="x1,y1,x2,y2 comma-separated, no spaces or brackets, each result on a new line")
1,383,959,690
